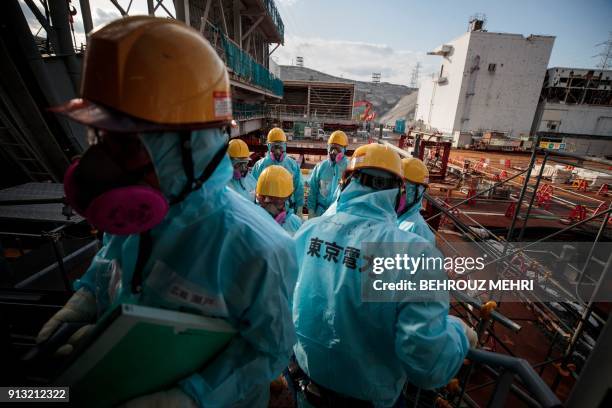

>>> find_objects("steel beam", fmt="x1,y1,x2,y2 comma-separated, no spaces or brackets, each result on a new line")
79,0,93,34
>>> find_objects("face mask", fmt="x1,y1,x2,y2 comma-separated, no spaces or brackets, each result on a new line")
270,143,285,162
328,145,344,163
396,193,407,214
274,210,287,225
232,169,242,180
64,142,168,235
397,183,423,215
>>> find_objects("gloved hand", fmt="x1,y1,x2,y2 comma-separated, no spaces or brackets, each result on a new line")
296,206,303,216
308,212,315,220
117,388,197,408
457,318,478,348
55,324,96,356
36,288,97,344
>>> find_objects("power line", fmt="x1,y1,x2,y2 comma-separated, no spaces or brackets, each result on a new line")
593,32,612,70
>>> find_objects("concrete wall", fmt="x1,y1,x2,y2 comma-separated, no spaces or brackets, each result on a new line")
562,137,612,157
536,102,612,136
416,31,554,137
415,32,471,133
456,32,554,137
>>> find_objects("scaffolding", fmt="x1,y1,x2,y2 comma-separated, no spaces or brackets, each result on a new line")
383,138,612,406
269,80,356,124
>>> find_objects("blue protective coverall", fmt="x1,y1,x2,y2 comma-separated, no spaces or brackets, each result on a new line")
307,155,349,216
397,184,436,244
292,179,469,406
227,171,257,202
73,129,298,407
252,145,304,209
280,212,303,236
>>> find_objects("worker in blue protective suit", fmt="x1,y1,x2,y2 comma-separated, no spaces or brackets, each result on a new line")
307,130,350,219
227,138,257,201
290,143,475,407
252,127,304,215
397,157,436,244
38,16,297,408
255,165,302,236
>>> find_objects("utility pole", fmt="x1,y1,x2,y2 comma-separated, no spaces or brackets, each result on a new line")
594,32,612,70
410,62,421,88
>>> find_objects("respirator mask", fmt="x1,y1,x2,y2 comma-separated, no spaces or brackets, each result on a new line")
328,144,345,164
269,142,285,162
64,130,168,235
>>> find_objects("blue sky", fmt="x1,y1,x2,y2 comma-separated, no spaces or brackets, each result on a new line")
20,0,612,86
273,0,612,84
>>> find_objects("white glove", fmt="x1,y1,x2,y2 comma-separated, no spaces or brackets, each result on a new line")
450,316,477,348
36,288,97,344
296,206,303,216
117,388,197,408
307,211,315,220
55,324,96,356
458,318,478,348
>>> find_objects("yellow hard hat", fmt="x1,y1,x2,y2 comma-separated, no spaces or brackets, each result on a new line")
228,139,251,159
347,143,403,180
267,127,287,143
402,157,429,185
256,165,294,198
53,16,231,131
328,130,348,147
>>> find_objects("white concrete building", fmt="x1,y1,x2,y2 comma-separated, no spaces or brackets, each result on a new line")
415,21,554,141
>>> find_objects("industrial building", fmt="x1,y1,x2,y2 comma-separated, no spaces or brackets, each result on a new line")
415,19,555,143
268,79,358,136
532,67,612,157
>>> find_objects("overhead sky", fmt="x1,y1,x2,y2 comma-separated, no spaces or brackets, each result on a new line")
19,0,612,86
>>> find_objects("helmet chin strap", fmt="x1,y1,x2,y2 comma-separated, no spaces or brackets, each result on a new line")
172,131,228,205
398,184,422,216
133,131,228,295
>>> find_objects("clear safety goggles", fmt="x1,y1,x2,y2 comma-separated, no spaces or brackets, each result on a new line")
232,160,249,172
329,143,343,154
86,128,152,171
255,195,287,206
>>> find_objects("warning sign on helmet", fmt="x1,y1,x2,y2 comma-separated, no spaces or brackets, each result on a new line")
213,91,232,119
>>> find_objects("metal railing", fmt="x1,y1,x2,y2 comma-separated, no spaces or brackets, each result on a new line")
465,349,563,408
263,0,285,42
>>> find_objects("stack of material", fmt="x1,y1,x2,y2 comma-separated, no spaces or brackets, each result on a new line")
573,169,612,188
532,164,573,183
532,164,556,178
551,165,572,184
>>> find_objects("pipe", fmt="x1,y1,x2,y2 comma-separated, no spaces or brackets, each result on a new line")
538,148,612,168
451,290,522,332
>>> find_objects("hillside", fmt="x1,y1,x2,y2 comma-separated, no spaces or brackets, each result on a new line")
378,92,419,125
280,65,417,123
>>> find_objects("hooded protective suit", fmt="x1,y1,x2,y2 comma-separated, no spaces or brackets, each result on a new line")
252,145,304,210
292,179,468,406
228,170,257,202
397,184,436,244
307,155,349,216
73,129,298,407
279,212,303,236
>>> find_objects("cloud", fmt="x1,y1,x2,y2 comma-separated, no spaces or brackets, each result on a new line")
276,0,299,5
93,7,121,28
275,34,440,86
